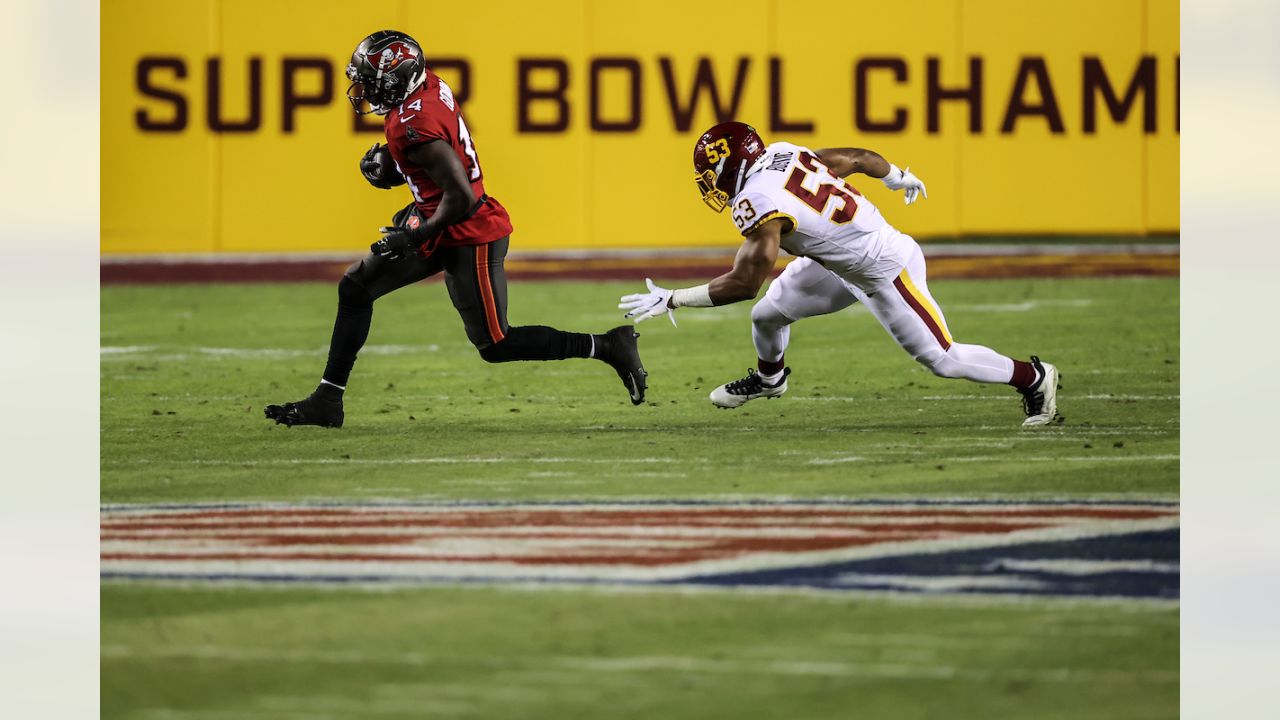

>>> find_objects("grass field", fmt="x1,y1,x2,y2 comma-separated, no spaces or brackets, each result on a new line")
100,276,1179,719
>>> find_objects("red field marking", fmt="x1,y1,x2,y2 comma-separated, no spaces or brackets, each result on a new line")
100,502,1180,584
100,533,899,566
97,527,997,544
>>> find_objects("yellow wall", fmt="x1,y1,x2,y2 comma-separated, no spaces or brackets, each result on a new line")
102,0,1180,254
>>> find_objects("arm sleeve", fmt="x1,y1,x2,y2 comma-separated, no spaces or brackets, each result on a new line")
731,190,794,237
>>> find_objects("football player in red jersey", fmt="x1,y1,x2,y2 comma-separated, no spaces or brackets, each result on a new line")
266,30,647,428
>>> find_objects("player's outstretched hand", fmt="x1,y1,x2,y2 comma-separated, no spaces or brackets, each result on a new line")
881,166,929,205
619,278,677,326
371,226,415,261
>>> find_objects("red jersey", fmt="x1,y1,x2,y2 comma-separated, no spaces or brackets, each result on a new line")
383,71,513,246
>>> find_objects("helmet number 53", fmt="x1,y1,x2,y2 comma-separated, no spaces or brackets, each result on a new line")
705,138,731,163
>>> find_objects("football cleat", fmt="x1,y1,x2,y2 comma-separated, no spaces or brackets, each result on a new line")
710,367,791,409
1019,356,1061,427
264,389,345,428
597,325,648,405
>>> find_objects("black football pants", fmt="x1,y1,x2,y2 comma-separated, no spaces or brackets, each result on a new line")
321,235,594,388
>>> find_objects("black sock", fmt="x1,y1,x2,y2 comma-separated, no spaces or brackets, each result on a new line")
321,278,374,387
314,382,344,401
479,325,594,362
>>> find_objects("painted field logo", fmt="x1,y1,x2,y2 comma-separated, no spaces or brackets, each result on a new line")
100,500,1178,599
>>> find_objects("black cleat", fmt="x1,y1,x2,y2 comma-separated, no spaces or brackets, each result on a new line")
597,325,648,405
264,389,345,428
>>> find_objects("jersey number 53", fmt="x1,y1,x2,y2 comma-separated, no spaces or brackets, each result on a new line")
785,152,859,224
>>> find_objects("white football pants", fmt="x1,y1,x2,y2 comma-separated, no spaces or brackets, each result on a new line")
752,242,1016,384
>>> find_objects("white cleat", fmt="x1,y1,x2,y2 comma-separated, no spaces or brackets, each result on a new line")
1019,356,1061,427
710,368,791,409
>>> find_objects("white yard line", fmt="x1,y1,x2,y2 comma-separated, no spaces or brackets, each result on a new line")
946,454,1178,463
946,299,1095,312
803,452,1178,464
101,521,1072,538
792,394,1179,402
101,498,1180,513
106,457,691,467
100,645,1177,685
806,456,868,464
100,344,439,360
918,394,1180,401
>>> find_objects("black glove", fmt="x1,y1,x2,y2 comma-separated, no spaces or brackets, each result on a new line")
371,226,417,261
371,226,442,261
360,143,406,189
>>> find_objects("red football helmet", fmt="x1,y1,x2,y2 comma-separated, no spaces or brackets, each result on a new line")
693,121,766,212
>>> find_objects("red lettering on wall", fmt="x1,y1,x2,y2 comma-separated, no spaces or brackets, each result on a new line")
1083,56,1157,133
1001,57,1064,134
854,58,907,133
659,56,751,132
518,59,570,133
127,53,1179,138
206,57,262,132
282,58,333,133
590,58,642,132
136,57,188,132
769,57,814,134
927,57,983,134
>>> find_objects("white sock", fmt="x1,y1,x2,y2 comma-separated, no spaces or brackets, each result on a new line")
758,369,785,385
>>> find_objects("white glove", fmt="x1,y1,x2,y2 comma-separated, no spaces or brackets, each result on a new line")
619,278,677,326
881,164,928,205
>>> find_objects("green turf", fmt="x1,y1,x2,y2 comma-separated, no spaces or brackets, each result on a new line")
101,586,1177,720
100,277,1179,719
101,277,1178,502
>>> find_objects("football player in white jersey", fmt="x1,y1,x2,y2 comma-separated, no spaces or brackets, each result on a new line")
618,121,1060,426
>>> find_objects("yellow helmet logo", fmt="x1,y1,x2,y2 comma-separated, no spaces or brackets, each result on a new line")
704,138,731,164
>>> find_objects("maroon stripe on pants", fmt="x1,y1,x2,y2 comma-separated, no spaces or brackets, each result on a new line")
893,276,951,350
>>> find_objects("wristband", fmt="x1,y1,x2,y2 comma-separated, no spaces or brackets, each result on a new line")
880,164,905,187
671,284,713,308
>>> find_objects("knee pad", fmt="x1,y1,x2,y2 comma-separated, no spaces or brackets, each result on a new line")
921,348,957,378
751,296,791,328
338,274,374,308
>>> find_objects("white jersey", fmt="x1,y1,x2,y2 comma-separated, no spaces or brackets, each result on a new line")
730,142,913,285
